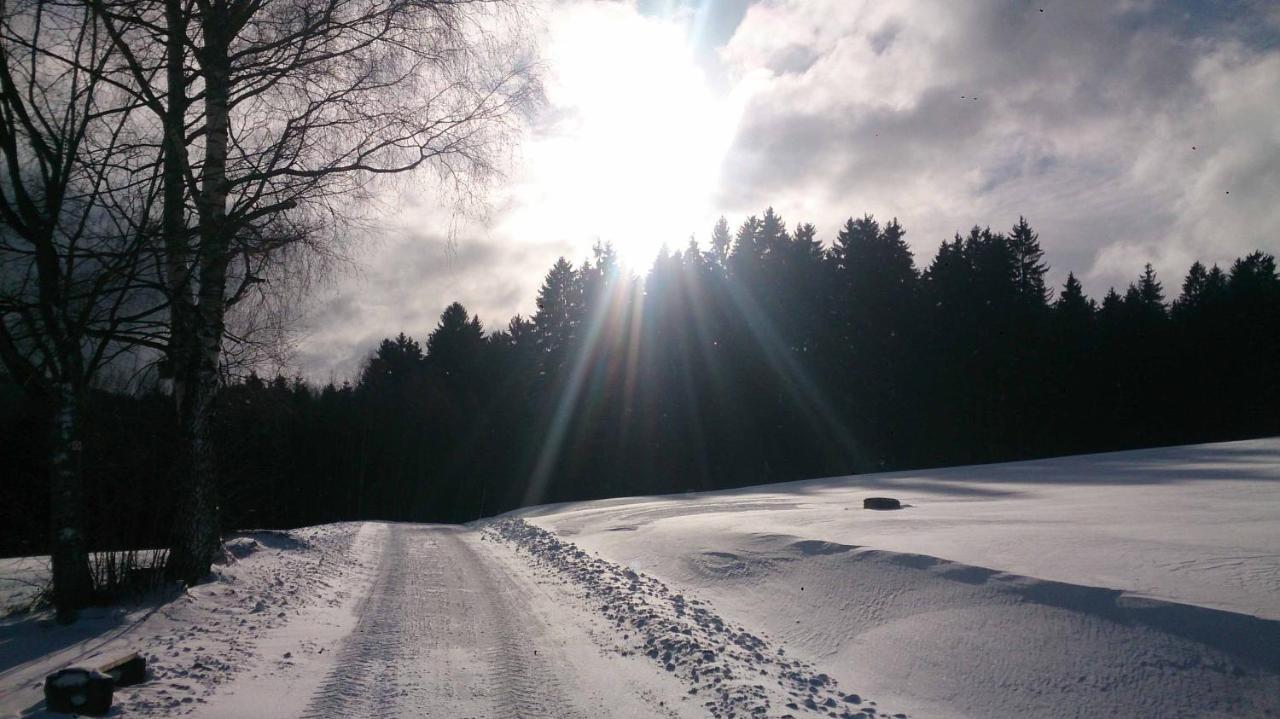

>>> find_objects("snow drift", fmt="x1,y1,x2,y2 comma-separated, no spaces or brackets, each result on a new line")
511,437,1280,718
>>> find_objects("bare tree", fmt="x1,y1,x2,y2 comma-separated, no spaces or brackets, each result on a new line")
0,1,165,620
85,0,539,581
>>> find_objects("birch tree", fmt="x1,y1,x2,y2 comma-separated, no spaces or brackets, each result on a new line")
86,0,538,581
0,1,164,620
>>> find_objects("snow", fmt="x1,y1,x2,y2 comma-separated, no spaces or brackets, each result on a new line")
47,671,90,689
2,437,1277,718
0,524,377,718
0,557,47,616
485,518,907,718
281,523,696,718
512,437,1280,717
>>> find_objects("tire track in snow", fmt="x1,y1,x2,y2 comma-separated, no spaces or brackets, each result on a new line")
302,523,588,719
486,518,910,719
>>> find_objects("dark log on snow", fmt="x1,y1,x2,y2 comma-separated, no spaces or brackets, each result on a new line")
99,652,147,687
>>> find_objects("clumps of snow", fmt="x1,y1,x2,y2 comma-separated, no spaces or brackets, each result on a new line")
49,670,93,688
0,556,50,616
0,523,370,718
99,526,363,714
236,529,308,552
485,518,904,719
220,537,262,562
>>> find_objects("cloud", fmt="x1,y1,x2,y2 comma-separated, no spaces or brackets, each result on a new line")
295,202,573,381
713,0,1280,293
294,0,1280,379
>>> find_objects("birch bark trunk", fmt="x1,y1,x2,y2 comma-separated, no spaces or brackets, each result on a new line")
167,3,232,583
48,380,93,622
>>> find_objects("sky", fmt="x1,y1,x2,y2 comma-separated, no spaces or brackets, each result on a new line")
294,0,1280,382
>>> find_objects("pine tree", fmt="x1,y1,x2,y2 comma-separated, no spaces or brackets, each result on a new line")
426,303,485,380
831,215,880,273
964,226,1018,306
1139,263,1165,309
1227,251,1279,301
1055,272,1095,326
730,215,763,266
579,241,621,308
1125,263,1167,321
878,219,916,287
534,258,583,359
361,333,424,386
791,222,824,263
923,236,967,299
758,207,789,259
1224,251,1280,434
1198,265,1230,316
1173,261,1209,320
1099,287,1123,319
1048,272,1097,452
709,217,732,269
827,214,921,465
1009,216,1050,305
684,236,707,272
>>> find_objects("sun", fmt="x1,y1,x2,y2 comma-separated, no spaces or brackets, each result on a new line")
508,4,745,270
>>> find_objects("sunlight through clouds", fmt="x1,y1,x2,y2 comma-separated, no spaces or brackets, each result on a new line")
505,2,745,268
296,0,1280,380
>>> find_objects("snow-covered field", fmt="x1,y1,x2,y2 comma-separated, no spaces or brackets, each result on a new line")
514,437,1280,718
2,437,1277,718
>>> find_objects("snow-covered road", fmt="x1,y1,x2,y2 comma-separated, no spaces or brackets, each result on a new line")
301,524,624,718
206,521,896,719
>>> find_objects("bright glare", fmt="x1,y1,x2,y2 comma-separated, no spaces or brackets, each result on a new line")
507,4,744,269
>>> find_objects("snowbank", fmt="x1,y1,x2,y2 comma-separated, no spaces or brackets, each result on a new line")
514,437,1280,717
0,523,377,718
0,558,46,617
486,518,904,718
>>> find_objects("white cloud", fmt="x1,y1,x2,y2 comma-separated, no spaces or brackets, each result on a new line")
296,0,1280,379
713,0,1280,294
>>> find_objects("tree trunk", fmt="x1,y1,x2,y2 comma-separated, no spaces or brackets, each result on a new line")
48,380,93,622
168,374,222,583
166,3,231,584
168,230,229,584
160,0,208,584
161,0,192,393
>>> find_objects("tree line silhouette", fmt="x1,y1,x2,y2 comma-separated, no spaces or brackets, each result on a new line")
2,210,1277,553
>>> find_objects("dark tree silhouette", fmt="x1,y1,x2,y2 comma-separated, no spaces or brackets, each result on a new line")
4,213,1277,554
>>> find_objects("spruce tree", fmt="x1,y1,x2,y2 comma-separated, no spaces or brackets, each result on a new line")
791,222,824,263
1124,264,1167,322
710,217,732,269
759,207,789,259
361,333,424,387
1009,216,1050,305
426,303,485,380
1138,263,1166,312
831,215,881,273
1173,261,1209,320
731,215,763,265
534,258,583,360
1056,273,1092,316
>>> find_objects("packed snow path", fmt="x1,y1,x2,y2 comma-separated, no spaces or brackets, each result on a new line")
300,524,594,719
298,521,891,719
